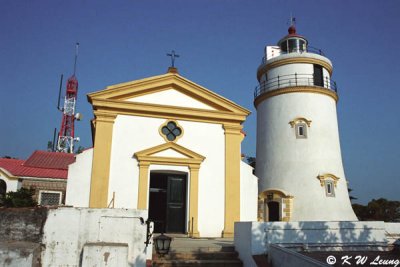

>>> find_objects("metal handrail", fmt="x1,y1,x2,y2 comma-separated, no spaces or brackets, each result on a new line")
260,46,325,64
254,73,337,99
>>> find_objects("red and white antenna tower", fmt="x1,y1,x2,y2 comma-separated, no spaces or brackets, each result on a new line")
56,43,82,153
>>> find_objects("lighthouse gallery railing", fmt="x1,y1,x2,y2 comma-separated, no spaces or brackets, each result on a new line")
254,73,338,99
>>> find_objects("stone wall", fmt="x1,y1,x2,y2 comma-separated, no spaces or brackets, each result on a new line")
22,180,67,204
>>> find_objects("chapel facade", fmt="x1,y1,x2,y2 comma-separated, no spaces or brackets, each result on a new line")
66,67,258,237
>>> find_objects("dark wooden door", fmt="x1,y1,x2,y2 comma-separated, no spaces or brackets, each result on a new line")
166,175,186,233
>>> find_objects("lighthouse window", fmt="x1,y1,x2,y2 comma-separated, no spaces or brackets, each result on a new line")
325,181,335,197
288,39,297,52
295,123,307,138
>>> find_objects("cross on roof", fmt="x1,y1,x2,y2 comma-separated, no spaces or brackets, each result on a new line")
167,50,180,68
288,13,296,26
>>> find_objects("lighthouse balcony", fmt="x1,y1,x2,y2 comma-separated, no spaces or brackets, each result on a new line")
254,73,337,99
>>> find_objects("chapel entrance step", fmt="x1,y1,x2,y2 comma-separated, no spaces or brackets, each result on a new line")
152,237,243,267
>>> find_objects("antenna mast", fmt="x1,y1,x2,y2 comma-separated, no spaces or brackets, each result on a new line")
56,43,81,153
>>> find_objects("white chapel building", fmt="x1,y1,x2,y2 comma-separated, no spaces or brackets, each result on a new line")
66,67,258,238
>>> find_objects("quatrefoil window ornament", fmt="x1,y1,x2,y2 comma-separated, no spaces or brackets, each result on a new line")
160,121,183,142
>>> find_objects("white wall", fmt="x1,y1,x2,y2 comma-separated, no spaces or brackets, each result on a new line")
41,208,150,267
108,115,226,237
240,161,258,222
256,91,357,221
65,149,93,207
127,88,216,110
385,222,400,244
235,221,390,267
0,171,20,192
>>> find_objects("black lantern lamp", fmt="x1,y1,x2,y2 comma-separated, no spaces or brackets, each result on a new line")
154,233,172,256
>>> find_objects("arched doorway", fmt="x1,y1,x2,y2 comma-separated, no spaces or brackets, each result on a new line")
267,201,280,221
259,189,293,222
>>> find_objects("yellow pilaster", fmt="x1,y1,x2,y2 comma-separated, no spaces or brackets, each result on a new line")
137,162,150,209
222,123,243,238
89,112,116,208
188,164,200,238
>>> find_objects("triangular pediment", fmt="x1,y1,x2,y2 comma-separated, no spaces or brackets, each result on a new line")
134,142,205,166
88,71,250,116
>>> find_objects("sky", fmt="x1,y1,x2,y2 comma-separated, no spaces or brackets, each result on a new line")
0,0,399,204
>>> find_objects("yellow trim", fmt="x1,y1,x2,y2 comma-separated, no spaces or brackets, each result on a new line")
188,164,200,238
254,86,338,107
0,168,18,180
134,142,205,237
259,189,290,199
89,113,116,208
88,72,250,115
137,162,150,209
317,173,340,187
91,99,248,125
158,120,184,143
289,117,312,127
257,56,333,81
259,189,294,222
222,123,242,238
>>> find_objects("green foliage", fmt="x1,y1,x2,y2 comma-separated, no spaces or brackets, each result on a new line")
352,198,400,222
246,156,256,168
75,146,85,154
246,156,256,174
47,141,54,151
0,188,37,208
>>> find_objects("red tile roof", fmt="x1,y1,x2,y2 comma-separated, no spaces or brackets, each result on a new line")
0,151,75,179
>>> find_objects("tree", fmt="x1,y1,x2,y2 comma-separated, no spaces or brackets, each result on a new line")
246,156,256,174
0,188,37,208
348,188,357,202
47,141,54,152
352,198,400,222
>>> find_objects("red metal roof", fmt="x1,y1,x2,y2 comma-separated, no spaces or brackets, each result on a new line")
24,150,75,170
0,151,75,179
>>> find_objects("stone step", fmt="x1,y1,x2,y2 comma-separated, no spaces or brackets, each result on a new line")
153,251,239,261
152,259,243,267
170,245,236,253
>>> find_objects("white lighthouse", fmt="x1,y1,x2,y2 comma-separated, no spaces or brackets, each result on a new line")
255,24,357,222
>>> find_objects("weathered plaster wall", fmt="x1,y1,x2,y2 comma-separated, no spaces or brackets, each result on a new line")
0,207,151,267
0,207,48,243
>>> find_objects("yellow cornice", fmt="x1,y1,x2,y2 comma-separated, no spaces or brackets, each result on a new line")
92,98,248,124
134,142,205,166
88,72,250,116
93,111,117,123
223,123,243,135
289,117,312,127
259,189,291,199
317,174,340,187
254,86,338,107
257,56,333,81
